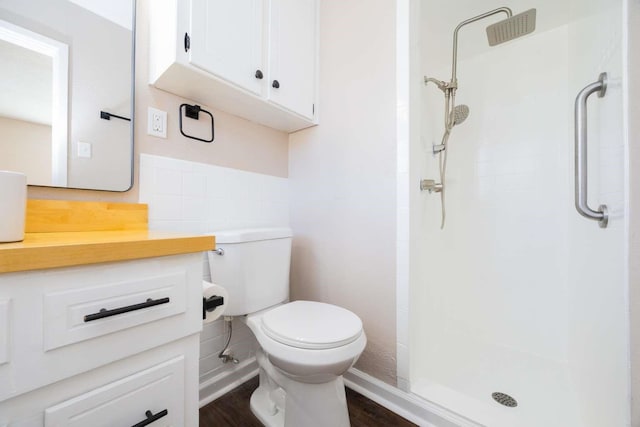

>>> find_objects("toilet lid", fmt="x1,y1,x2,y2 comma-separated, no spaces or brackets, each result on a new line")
261,301,363,350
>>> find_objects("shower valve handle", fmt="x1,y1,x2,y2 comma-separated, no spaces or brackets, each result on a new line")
420,179,443,193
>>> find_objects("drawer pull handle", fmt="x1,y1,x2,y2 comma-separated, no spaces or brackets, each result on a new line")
131,409,168,427
84,297,171,322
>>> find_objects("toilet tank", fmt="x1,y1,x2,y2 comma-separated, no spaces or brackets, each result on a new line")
208,228,292,316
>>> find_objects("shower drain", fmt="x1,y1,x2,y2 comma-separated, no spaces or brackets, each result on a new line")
491,392,518,408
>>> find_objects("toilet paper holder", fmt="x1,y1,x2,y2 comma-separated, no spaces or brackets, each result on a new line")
203,295,224,320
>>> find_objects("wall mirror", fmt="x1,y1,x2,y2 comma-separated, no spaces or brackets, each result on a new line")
0,0,134,191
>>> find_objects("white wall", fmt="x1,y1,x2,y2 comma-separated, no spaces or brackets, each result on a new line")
138,153,290,386
0,117,51,185
289,0,398,385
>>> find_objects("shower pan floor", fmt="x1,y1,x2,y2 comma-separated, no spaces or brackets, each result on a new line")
411,339,581,427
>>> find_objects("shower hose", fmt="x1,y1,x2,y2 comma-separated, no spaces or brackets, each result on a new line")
438,127,452,229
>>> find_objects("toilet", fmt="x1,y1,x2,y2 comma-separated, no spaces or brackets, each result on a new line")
208,228,366,427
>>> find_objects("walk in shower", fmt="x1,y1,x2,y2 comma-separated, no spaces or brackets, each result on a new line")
400,0,630,426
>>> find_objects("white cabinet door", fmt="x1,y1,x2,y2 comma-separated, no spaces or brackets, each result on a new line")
190,0,265,95
268,0,317,119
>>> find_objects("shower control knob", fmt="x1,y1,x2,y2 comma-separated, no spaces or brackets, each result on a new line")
420,179,442,193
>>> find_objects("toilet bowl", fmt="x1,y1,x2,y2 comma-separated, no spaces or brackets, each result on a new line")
208,228,366,427
244,301,366,426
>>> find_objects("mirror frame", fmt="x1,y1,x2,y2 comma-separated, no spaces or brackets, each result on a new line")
0,0,136,192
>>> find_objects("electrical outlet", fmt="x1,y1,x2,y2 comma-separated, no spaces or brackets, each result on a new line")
77,141,92,158
147,107,167,138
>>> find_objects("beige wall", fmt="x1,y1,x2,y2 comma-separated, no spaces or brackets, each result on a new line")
289,0,398,385
0,117,52,185
28,0,288,202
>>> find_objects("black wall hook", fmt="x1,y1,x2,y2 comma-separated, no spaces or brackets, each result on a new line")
179,104,214,143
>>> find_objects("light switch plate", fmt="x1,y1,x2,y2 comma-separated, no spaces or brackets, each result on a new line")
148,107,167,138
77,141,92,158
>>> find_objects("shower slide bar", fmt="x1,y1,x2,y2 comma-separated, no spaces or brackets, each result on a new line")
574,72,608,228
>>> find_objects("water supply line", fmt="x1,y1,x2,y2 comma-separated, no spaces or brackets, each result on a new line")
218,316,239,364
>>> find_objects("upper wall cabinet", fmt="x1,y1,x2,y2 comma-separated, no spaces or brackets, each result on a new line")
190,0,264,96
149,0,318,133
268,0,317,119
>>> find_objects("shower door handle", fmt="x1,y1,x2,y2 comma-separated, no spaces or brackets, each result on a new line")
574,72,608,228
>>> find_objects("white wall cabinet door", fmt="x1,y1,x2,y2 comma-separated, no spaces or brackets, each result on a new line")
267,0,317,119
190,0,265,95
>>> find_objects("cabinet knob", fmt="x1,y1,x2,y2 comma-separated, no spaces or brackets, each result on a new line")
255,69,263,79
272,80,280,89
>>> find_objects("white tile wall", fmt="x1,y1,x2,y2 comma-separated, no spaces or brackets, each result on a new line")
139,153,290,383
139,154,289,234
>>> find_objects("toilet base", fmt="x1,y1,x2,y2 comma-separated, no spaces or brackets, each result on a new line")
250,350,351,427
250,384,285,427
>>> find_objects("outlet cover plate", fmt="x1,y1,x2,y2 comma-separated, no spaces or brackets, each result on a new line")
148,107,167,138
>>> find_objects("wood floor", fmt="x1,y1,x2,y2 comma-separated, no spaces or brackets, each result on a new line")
199,376,417,427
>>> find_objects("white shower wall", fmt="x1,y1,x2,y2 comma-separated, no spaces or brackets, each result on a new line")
418,24,572,361
409,1,628,426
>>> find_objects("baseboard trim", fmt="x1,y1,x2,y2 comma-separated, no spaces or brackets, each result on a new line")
199,357,259,408
343,369,481,427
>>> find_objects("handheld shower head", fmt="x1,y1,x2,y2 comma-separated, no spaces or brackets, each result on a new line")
451,105,470,126
486,8,537,46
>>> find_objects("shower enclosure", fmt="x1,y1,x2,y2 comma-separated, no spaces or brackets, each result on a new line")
399,0,631,426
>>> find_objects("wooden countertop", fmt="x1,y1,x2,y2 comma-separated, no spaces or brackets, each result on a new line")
0,230,215,273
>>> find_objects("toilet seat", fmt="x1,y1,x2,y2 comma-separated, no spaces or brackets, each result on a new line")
261,301,363,350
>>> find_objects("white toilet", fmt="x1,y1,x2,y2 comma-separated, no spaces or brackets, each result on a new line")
208,228,366,427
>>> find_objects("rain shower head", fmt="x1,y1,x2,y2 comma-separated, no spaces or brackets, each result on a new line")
486,8,537,47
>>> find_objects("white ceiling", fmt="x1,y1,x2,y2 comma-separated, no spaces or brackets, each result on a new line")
68,0,133,30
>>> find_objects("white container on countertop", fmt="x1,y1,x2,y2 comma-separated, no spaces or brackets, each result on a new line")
0,171,27,242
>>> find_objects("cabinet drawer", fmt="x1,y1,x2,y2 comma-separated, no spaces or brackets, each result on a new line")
0,253,203,402
45,356,185,427
44,272,186,351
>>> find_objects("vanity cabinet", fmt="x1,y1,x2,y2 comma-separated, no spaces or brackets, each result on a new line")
149,0,318,132
0,253,203,427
